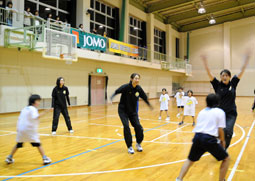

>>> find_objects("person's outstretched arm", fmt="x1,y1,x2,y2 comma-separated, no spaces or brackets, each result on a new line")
201,55,214,81
139,87,153,110
237,51,251,79
110,84,126,101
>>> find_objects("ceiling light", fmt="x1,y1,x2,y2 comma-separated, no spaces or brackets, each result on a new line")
198,2,206,14
45,7,51,11
133,27,138,30
99,25,103,29
209,16,216,24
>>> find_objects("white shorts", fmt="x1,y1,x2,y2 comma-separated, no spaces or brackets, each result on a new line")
16,129,40,143
184,109,195,117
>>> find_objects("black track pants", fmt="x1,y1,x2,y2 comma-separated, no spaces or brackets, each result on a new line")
52,106,73,132
118,108,144,148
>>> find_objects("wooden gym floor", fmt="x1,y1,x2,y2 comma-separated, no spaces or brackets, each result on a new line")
0,96,254,181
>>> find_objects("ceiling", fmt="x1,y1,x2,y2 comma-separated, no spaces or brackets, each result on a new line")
131,0,255,32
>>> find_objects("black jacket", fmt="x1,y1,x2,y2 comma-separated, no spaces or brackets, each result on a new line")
111,82,151,114
52,78,70,108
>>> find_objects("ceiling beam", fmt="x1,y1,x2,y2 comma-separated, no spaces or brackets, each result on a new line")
179,8,255,32
166,0,255,24
147,0,194,13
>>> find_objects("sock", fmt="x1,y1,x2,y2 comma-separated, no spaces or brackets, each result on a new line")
8,155,13,158
42,155,47,159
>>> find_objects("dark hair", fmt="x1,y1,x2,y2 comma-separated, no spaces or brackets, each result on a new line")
220,69,231,77
56,77,64,87
7,1,13,6
79,24,83,28
28,94,41,106
254,89,255,95
25,7,30,11
130,73,140,79
34,10,39,14
187,90,193,96
162,88,166,91
178,87,183,90
206,93,220,108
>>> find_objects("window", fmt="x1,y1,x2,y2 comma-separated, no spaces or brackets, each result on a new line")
90,0,117,38
25,0,70,20
128,16,143,46
154,28,165,54
176,38,180,58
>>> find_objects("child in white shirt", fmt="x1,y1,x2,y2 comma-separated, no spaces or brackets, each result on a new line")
5,95,52,165
159,88,170,121
179,90,198,126
175,87,184,118
176,94,229,181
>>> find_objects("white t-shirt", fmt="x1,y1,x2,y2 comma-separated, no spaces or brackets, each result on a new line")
159,94,170,110
193,107,226,137
16,106,40,142
24,11,32,26
175,92,184,106
182,96,198,116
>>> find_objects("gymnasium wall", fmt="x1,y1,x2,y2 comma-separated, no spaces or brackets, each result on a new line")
182,17,255,96
0,47,180,113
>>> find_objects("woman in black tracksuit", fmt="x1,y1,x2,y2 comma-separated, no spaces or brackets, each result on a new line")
252,89,255,112
111,73,153,154
51,77,73,134
202,52,250,149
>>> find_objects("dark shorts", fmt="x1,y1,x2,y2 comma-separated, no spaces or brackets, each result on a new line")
188,133,228,162
177,106,184,108
16,142,41,148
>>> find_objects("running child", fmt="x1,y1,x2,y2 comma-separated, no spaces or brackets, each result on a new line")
179,90,198,126
176,94,229,181
175,87,184,118
51,77,73,135
111,73,153,154
5,95,52,165
159,88,170,121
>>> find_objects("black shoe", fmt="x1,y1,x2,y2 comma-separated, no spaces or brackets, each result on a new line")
178,121,183,125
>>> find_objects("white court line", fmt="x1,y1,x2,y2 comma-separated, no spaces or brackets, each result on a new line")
0,123,246,178
227,120,255,181
151,124,189,142
0,133,16,136
39,134,120,141
89,122,179,132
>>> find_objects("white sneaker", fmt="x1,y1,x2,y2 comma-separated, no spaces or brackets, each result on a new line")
165,117,170,121
5,156,14,164
176,113,181,118
52,131,56,135
158,116,162,120
176,178,182,181
43,157,52,165
136,143,143,152
128,147,134,154
69,130,74,133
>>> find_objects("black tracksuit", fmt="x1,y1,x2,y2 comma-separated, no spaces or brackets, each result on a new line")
51,78,73,132
111,82,151,148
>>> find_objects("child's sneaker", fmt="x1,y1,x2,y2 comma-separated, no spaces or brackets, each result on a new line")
5,156,14,164
165,117,170,121
52,131,56,135
178,121,184,125
176,178,182,181
176,113,181,118
136,143,143,152
192,122,195,126
43,157,51,165
128,147,134,154
158,116,162,120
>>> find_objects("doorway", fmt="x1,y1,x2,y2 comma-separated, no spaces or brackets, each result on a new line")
89,75,108,106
